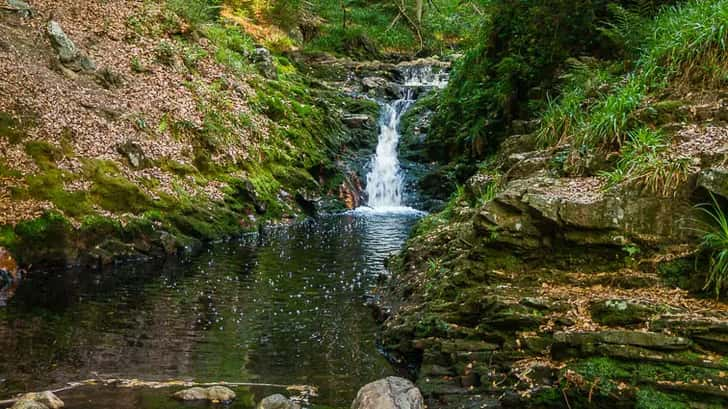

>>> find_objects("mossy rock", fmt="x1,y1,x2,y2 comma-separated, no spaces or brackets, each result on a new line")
13,212,75,266
590,299,656,326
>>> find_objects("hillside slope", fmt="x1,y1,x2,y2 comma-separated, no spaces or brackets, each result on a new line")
0,0,380,267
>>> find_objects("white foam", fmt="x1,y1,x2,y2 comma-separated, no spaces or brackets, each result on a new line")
349,206,427,216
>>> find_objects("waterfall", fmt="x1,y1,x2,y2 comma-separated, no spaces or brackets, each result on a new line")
363,66,448,211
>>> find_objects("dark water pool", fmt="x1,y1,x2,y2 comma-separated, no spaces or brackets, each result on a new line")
0,212,421,408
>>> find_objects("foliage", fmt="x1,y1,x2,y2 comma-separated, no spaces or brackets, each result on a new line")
428,0,629,163
536,0,728,153
697,194,728,298
167,0,222,30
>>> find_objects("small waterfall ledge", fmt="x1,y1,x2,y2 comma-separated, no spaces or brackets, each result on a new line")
361,65,448,214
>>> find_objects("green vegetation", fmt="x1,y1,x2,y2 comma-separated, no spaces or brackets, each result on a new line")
698,194,728,298
600,127,694,195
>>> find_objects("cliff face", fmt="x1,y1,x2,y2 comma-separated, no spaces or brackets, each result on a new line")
0,0,379,268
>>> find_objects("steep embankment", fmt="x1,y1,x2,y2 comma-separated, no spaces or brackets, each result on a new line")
383,1,728,408
0,0,381,268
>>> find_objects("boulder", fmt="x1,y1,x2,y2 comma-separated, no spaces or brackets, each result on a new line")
116,140,148,169
252,47,277,80
351,377,424,409
173,386,235,402
173,387,208,401
46,21,95,72
257,394,300,409
11,392,63,409
11,401,47,409
206,386,236,402
361,77,400,99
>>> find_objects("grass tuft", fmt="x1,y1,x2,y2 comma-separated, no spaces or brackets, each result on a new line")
697,194,728,298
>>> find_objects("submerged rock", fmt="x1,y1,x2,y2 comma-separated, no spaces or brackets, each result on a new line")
257,394,300,409
173,386,235,402
351,377,424,409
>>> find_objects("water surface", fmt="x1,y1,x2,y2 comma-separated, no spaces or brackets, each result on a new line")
0,213,420,408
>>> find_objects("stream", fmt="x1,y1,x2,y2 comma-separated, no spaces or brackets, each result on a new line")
0,213,420,408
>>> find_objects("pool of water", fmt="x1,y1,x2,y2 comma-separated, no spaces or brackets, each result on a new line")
0,212,421,408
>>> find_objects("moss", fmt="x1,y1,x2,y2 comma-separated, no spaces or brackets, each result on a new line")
635,388,688,409
79,216,123,242
13,212,74,265
0,111,33,144
25,141,63,170
24,169,93,217
0,226,18,251
0,161,22,178
85,160,153,214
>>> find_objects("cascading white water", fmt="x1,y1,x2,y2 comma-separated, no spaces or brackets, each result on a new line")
364,66,448,211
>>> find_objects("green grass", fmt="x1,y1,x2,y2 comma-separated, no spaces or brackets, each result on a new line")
536,0,728,153
600,128,694,196
697,194,728,298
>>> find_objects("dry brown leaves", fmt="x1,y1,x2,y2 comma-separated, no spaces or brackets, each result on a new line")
0,0,275,226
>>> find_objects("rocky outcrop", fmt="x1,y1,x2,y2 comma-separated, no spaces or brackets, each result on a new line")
698,167,728,198
351,377,424,409
380,89,728,408
474,175,697,252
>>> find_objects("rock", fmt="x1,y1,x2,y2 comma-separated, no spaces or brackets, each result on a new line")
351,377,424,409
11,391,63,409
206,386,236,402
0,247,19,306
590,299,655,326
11,401,48,409
257,394,300,409
342,114,372,129
554,330,691,350
116,141,148,169
47,21,78,63
4,0,33,17
252,47,277,80
361,76,400,99
47,21,95,72
173,387,208,401
698,167,728,198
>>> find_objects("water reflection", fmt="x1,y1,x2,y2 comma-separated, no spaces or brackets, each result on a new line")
0,213,420,407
